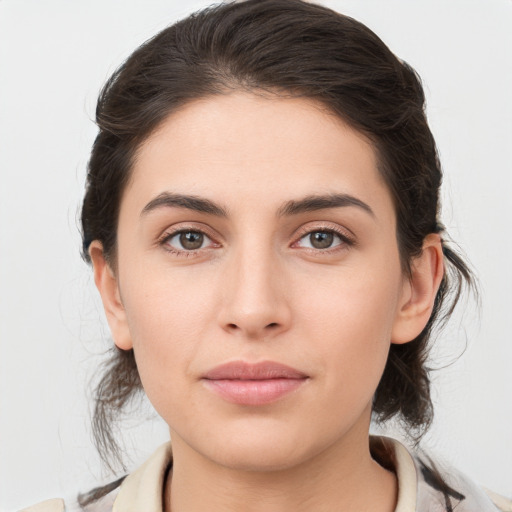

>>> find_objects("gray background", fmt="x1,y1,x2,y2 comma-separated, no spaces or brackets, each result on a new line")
1,0,511,509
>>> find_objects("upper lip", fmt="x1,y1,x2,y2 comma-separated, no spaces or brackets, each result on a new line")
202,361,308,380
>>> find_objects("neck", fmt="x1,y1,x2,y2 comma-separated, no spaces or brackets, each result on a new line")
165,427,397,512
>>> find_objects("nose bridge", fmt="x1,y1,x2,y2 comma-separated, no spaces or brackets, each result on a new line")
220,234,290,338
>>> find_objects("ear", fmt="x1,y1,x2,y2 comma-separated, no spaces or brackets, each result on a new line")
89,241,133,350
391,233,444,344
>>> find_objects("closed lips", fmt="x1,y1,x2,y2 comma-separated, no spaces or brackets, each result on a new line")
202,361,308,380
202,361,309,406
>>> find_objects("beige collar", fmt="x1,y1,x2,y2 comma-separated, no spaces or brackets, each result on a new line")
113,442,172,512
375,437,418,512
113,437,417,512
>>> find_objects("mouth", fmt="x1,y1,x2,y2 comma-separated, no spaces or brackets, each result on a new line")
201,361,309,406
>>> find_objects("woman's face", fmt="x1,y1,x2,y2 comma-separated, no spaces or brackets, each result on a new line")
100,93,418,471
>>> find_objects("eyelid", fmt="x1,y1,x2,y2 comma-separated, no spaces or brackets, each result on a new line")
157,222,222,254
291,222,356,249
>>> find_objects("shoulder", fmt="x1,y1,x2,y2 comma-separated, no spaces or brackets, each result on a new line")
376,436,512,512
485,489,512,512
18,499,65,512
17,486,119,512
17,443,171,512
390,436,512,512
418,454,512,511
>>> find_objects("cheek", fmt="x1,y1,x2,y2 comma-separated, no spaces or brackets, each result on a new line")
295,260,402,402
119,266,219,405
121,257,219,337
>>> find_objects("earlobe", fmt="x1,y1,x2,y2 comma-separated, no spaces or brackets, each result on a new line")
89,241,133,350
391,234,444,345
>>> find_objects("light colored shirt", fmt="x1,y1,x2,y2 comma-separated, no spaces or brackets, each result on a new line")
20,436,512,512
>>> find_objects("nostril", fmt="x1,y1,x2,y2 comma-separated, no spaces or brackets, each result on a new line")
223,321,281,334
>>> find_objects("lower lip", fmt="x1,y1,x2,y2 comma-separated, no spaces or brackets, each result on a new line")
202,378,307,405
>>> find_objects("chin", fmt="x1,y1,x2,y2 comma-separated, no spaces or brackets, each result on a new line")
212,442,308,473
193,419,329,473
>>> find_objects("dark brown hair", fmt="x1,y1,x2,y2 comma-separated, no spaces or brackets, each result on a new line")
81,0,473,494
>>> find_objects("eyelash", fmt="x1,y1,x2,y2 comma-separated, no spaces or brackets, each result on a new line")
157,226,219,257
292,225,356,253
157,224,355,257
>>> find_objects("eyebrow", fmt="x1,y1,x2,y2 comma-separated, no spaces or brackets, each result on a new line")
278,193,375,218
140,191,374,219
141,192,228,217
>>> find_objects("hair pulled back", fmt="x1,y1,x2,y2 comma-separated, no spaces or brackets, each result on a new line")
81,0,472,473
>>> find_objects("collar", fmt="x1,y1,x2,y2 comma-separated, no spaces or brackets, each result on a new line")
113,442,171,512
112,436,418,512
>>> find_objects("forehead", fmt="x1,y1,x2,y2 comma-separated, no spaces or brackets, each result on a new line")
125,92,393,222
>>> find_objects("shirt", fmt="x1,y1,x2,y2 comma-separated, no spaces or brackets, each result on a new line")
20,436,512,512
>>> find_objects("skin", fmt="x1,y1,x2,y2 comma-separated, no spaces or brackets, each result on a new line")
91,93,443,511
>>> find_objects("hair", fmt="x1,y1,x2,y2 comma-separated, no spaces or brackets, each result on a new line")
79,0,473,505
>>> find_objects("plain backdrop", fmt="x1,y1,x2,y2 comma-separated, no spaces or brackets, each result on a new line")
1,0,511,510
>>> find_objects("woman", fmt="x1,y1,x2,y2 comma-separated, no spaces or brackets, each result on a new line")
19,0,511,511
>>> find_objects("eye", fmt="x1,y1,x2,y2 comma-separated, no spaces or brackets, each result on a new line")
296,230,347,250
165,230,213,251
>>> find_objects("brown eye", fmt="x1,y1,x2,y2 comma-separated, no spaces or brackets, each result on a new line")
309,231,334,249
295,229,347,251
180,231,204,250
166,230,209,251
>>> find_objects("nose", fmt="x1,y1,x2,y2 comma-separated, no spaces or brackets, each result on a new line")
218,244,291,340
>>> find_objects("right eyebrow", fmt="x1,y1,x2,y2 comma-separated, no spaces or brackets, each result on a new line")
140,192,228,218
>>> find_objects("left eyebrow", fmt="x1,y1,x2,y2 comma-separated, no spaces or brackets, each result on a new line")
278,193,375,218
